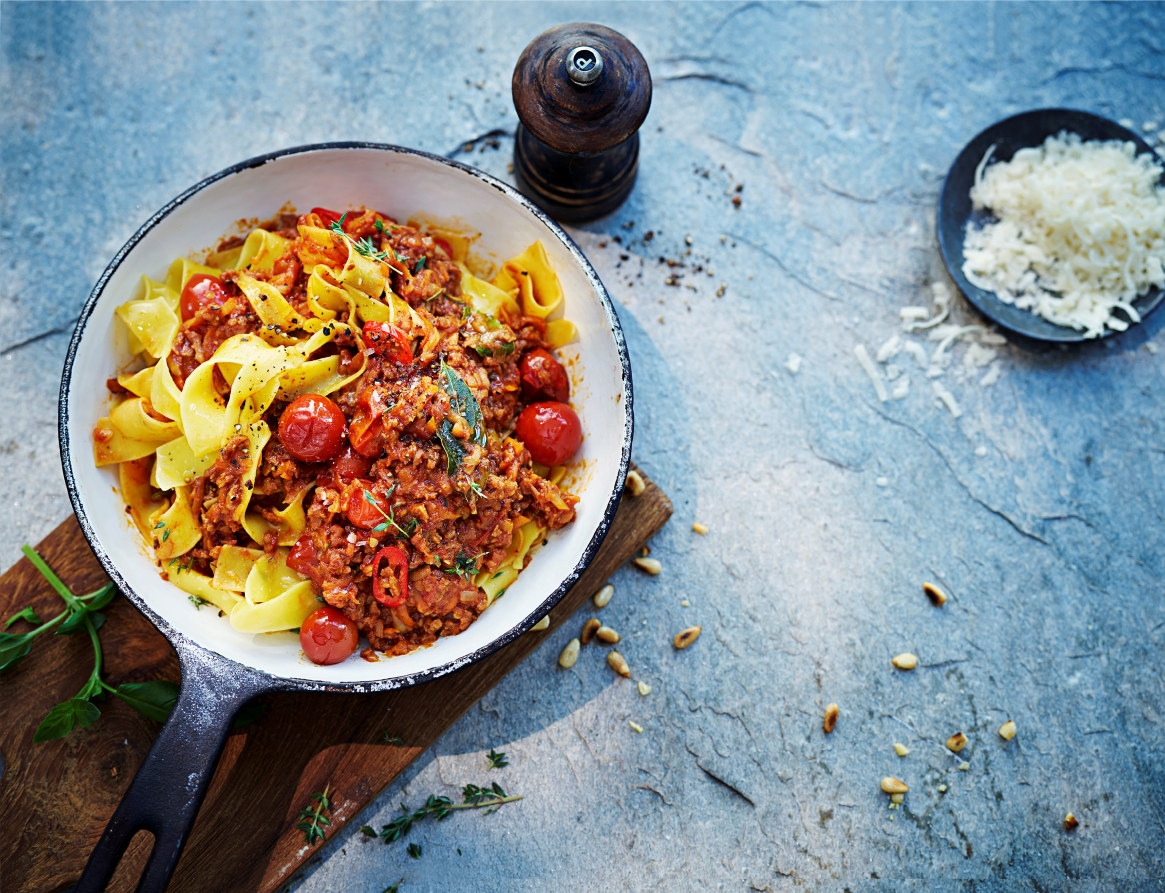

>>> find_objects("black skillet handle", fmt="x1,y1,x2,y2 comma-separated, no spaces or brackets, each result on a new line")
75,638,275,893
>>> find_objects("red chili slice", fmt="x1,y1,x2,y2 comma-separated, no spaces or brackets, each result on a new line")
371,545,409,608
311,207,343,226
363,321,413,365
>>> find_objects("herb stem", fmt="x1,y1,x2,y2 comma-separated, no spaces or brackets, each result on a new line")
21,545,78,606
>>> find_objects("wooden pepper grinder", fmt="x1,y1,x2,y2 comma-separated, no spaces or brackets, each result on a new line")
512,23,652,222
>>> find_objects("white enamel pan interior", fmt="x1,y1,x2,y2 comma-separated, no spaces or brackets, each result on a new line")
60,143,633,692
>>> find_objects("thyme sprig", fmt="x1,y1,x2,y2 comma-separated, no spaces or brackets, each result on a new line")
364,486,418,539
443,551,484,580
486,748,508,770
296,786,333,846
1,545,180,740
366,781,521,846
330,215,406,272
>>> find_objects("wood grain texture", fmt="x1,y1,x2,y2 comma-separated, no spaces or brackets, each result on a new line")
0,467,671,893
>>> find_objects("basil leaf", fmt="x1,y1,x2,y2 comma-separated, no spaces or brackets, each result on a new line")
0,633,32,674
34,698,101,742
85,582,117,611
115,680,180,723
436,419,465,475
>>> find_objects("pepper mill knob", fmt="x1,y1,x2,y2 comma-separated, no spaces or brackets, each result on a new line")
512,23,652,222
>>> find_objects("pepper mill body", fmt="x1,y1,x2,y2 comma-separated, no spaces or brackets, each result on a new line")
512,23,652,223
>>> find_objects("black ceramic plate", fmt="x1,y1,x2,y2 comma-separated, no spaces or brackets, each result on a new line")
937,108,1165,342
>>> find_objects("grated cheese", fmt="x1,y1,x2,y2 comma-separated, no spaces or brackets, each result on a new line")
963,132,1165,338
854,344,888,402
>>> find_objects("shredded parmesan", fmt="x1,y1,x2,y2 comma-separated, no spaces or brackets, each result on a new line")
931,381,963,418
963,132,1165,338
784,352,803,374
854,344,888,402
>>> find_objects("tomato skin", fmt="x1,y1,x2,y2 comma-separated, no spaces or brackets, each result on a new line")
362,321,413,365
330,444,373,485
519,349,570,403
514,401,582,467
278,394,346,463
299,605,359,665
287,535,319,580
346,482,387,529
179,274,230,321
310,207,343,226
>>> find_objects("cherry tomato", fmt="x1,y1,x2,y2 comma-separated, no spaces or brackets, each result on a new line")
514,401,582,467
432,236,454,259
299,605,359,665
277,394,346,463
330,444,373,484
362,321,413,365
519,348,570,403
179,274,230,321
346,482,387,529
287,535,320,582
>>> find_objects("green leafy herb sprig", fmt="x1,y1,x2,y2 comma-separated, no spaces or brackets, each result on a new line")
1,545,180,741
363,487,419,539
296,786,333,846
443,551,484,581
360,781,521,846
329,215,407,270
435,362,486,476
486,748,508,770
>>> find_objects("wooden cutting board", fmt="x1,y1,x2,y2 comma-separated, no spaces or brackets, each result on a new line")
0,467,671,893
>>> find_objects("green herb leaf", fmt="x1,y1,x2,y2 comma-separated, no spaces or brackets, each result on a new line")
114,680,180,723
382,880,404,893
296,786,333,846
436,419,465,476
413,256,427,274
34,698,101,742
486,748,508,770
188,595,211,610
0,633,33,673
361,824,377,837
5,606,42,629
407,842,423,859
85,582,117,611
438,362,486,447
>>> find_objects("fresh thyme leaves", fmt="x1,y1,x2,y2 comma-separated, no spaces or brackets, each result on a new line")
382,880,404,893
374,219,385,233
467,481,485,499
188,595,211,609
378,729,405,746
371,783,521,846
443,551,483,580
413,256,427,274
363,487,418,538
2,545,181,740
296,786,333,846
361,825,377,837
486,748,508,770
407,842,423,860
168,557,192,574
329,213,349,236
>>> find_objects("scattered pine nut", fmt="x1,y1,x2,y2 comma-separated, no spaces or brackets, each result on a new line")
632,556,661,575
637,681,652,696
624,470,646,496
894,742,910,757
881,777,909,794
891,652,919,670
938,784,948,793
680,599,690,607
593,583,614,608
629,720,644,733
673,626,702,650
946,732,968,753
1064,812,1079,832
558,638,580,669
596,625,621,644
923,581,948,607
823,703,839,734
580,618,601,645
692,522,709,535
957,761,970,771
607,651,631,677
890,793,905,804
531,615,550,631
998,720,1017,741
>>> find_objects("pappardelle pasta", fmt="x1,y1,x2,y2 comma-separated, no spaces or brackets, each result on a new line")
94,206,582,664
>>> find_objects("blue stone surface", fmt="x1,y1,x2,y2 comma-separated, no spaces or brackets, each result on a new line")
3,2,1164,889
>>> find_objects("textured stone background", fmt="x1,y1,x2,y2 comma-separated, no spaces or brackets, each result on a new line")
3,2,1165,890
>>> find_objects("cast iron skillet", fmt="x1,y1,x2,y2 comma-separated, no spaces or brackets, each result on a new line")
59,143,633,892
937,108,1165,342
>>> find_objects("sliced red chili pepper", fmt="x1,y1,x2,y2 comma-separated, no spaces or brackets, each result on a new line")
371,545,409,608
311,207,343,227
363,321,413,365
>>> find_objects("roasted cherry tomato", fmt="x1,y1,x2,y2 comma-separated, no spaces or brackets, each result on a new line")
286,535,319,580
346,482,387,529
514,401,582,467
371,545,410,607
179,274,230,321
299,605,359,665
362,321,413,365
330,444,373,485
277,394,346,463
519,348,570,403
310,206,343,226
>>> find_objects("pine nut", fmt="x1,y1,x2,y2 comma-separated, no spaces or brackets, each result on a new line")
558,638,580,669
580,618,601,645
673,626,702,650
891,653,918,670
998,720,1017,741
596,625,621,644
881,777,909,794
823,703,839,734
894,742,910,757
607,650,631,677
957,761,970,771
593,583,614,608
531,615,550,631
692,522,709,535
637,681,652,696
890,793,905,804
632,556,661,575
625,470,646,496
923,581,948,606
946,731,968,753
1064,812,1078,832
